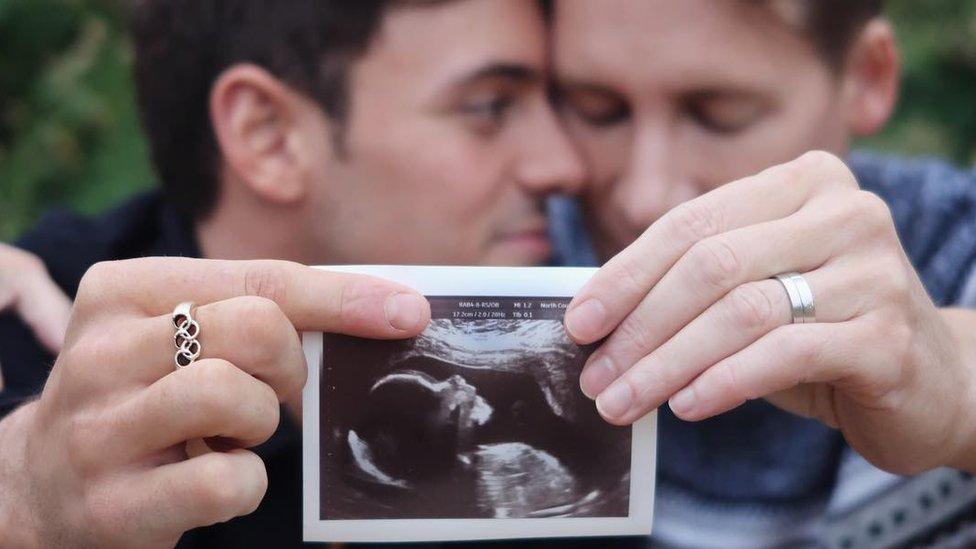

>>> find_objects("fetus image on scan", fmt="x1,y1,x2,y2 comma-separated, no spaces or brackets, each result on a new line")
319,296,632,520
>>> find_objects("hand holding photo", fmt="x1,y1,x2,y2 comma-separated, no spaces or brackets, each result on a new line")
302,266,656,543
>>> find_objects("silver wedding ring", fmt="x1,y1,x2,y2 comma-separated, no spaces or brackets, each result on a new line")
773,273,816,324
172,302,202,368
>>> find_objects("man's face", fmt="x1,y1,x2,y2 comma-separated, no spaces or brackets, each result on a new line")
305,0,583,266
553,0,858,259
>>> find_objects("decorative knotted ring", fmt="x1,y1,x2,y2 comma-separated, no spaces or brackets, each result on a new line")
172,302,202,368
773,272,816,325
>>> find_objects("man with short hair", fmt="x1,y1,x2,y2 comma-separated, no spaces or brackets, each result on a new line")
553,0,976,546
0,1,584,545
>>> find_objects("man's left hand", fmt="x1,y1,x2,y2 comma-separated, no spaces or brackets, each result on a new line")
564,151,975,475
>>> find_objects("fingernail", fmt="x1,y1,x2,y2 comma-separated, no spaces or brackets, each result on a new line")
596,382,633,420
669,388,697,417
565,299,607,342
580,357,616,400
385,293,425,331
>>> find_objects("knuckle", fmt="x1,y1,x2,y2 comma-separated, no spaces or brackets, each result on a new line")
620,374,643,404
828,193,864,231
186,360,280,442
627,365,669,409
852,191,894,235
714,360,747,400
62,326,119,379
893,325,919,385
235,296,291,358
614,317,655,357
894,270,915,302
188,360,243,415
195,457,246,517
255,386,282,439
666,200,722,244
324,276,349,330
238,453,269,514
239,382,281,443
74,261,116,309
242,261,291,303
281,349,308,401
786,329,824,371
872,256,912,302
192,357,239,385
609,258,650,295
796,150,855,187
887,268,914,302
726,283,777,331
76,258,155,308
627,356,668,393
886,318,913,362
687,237,743,292
796,149,837,169
79,261,114,287
235,295,282,323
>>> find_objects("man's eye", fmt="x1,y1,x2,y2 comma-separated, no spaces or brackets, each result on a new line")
459,97,514,122
686,97,766,135
455,95,516,136
562,93,630,128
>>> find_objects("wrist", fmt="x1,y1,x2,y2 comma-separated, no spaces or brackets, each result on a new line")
938,309,976,472
0,401,41,547
947,371,976,472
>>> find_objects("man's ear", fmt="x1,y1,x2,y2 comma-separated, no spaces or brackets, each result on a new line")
842,19,901,137
210,64,318,205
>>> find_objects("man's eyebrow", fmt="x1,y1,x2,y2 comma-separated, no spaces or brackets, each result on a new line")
452,63,540,88
554,78,616,94
555,77,769,100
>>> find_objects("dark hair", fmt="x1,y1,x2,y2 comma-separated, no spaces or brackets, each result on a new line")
761,0,885,70
132,0,450,221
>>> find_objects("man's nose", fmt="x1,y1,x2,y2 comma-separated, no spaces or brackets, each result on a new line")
514,103,586,197
614,126,688,231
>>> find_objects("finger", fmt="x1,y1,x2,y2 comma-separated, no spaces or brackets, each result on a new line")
580,192,885,393
588,264,873,418
667,320,882,423
95,448,267,543
76,258,431,337
580,253,880,399
0,243,71,353
125,296,308,398
582,279,791,400
0,243,35,310
16,273,72,354
565,151,857,344
106,359,280,462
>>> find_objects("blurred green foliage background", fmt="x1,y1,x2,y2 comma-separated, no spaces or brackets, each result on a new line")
1,0,975,242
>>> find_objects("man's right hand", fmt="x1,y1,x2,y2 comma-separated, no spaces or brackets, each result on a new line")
0,258,430,547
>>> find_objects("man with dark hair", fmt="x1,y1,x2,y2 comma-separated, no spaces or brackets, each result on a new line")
0,0,584,546
132,0,455,222
123,0,579,267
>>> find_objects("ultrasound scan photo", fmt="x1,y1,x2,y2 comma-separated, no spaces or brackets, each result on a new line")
318,296,632,521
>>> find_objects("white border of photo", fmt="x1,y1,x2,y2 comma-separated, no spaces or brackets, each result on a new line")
302,265,656,543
